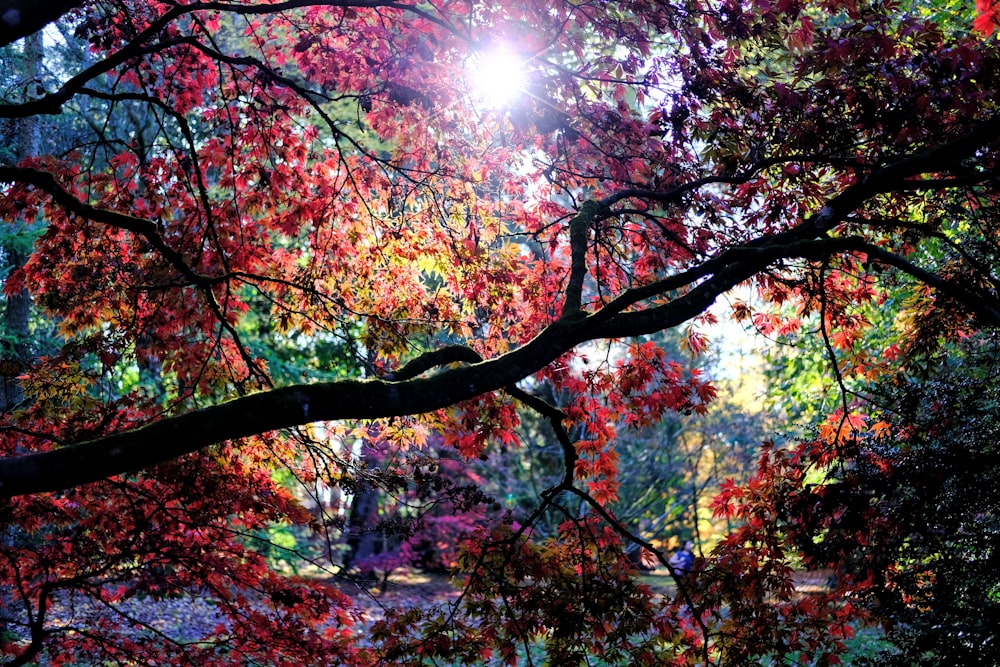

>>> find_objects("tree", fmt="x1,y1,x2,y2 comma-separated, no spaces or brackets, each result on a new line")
797,333,1000,666
2,1,1000,665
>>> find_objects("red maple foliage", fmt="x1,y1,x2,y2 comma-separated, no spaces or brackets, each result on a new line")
0,0,999,665
976,0,1000,35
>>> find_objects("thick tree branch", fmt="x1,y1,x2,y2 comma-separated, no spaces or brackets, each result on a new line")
0,0,83,49
386,345,485,381
593,236,1000,340
387,344,578,482
562,200,605,317
851,240,1000,323
3,113,1000,499
806,115,1000,231
0,35,198,118
0,314,587,497
601,115,1000,232
3,223,999,498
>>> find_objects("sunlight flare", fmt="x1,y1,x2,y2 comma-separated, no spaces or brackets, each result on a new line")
470,45,527,108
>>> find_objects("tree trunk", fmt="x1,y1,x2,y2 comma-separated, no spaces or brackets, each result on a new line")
1,30,41,645
0,30,39,415
341,488,382,576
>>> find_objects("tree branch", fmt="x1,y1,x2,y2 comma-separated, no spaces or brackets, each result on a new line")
0,0,84,49
592,236,1000,340
0,1,435,111
0,166,271,383
3,223,1000,498
0,166,211,287
561,200,606,317
387,344,577,483
4,112,1000,498
504,384,577,487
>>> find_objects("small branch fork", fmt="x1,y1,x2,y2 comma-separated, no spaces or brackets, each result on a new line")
386,344,578,484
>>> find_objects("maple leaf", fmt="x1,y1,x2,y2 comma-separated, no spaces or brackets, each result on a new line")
637,547,658,570
975,0,1000,35
869,419,893,440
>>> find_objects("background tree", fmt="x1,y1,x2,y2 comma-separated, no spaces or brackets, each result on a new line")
803,332,1000,665
1,1,1000,665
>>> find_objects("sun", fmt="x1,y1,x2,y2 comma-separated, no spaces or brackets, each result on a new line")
470,45,527,109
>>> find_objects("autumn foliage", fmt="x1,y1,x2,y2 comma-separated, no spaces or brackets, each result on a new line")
1,0,1000,665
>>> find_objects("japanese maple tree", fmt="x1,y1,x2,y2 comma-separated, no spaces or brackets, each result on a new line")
2,0,1000,665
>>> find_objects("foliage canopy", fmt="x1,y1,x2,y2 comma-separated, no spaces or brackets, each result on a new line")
2,0,1000,665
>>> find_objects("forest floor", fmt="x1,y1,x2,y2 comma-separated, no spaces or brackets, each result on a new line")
331,567,837,623
21,568,837,653
336,566,836,596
